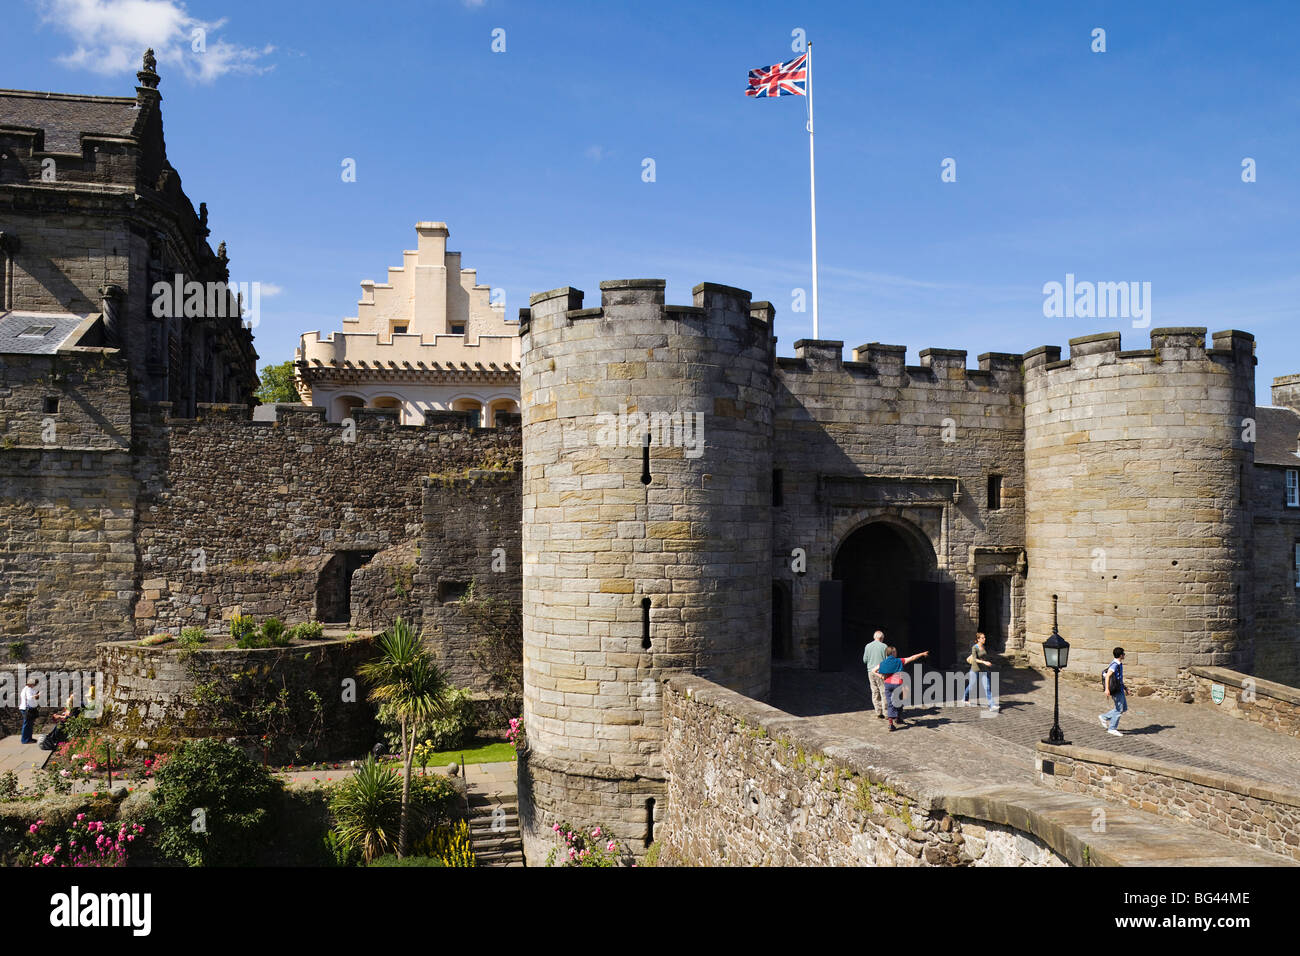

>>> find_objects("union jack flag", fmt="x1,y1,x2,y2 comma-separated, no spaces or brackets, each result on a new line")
745,53,807,97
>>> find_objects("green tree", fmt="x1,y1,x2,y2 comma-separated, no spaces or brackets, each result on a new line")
358,618,452,858
149,738,280,866
255,359,301,404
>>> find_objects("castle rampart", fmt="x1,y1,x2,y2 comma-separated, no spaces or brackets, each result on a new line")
1023,328,1257,691
518,279,775,863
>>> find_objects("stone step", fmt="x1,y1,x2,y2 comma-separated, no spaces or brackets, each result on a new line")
475,850,524,866
469,813,519,829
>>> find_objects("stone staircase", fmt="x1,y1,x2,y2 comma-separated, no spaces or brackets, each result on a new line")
468,791,524,866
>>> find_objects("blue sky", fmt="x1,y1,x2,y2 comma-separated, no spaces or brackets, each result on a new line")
4,0,1298,396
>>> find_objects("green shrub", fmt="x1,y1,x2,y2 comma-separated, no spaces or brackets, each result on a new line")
262,617,289,647
178,627,208,649
368,853,445,867
60,714,95,741
380,686,478,755
149,739,280,866
328,760,461,864
230,615,259,648
290,621,324,641
424,687,478,750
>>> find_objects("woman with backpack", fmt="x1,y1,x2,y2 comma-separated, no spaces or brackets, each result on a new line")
1099,647,1127,736
876,646,930,731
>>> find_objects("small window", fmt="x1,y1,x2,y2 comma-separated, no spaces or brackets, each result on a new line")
988,474,1003,511
437,580,470,603
19,325,54,338
450,323,465,336
43,396,59,414
391,324,408,335
1287,469,1299,508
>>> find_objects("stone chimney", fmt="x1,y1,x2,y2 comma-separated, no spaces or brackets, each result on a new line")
1273,375,1300,413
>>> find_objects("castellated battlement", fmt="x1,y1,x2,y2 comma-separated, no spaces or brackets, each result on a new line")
520,279,775,346
140,401,518,434
1024,327,1256,375
776,339,1024,393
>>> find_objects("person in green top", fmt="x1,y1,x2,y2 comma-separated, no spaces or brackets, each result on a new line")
863,630,891,719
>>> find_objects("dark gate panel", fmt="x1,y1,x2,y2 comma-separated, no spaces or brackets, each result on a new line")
819,580,843,672
907,580,956,694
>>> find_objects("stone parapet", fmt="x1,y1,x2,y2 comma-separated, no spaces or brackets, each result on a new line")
1037,741,1300,863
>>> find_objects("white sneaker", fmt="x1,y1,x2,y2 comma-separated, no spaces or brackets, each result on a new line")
1107,728,1123,737
1098,715,1108,727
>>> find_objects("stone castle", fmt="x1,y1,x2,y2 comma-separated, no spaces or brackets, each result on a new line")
3,59,1300,863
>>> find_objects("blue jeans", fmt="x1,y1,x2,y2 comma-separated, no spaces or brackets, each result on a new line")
963,670,995,708
885,681,905,720
1102,692,1127,730
20,707,38,743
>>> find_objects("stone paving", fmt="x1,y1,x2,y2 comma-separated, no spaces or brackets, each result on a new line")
771,665,1300,795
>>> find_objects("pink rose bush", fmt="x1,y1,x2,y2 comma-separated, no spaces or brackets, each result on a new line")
544,819,629,867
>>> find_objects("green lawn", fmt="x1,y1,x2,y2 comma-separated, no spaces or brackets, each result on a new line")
408,740,516,768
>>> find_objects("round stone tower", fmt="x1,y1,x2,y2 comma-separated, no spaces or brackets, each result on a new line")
1022,328,1256,694
518,279,774,864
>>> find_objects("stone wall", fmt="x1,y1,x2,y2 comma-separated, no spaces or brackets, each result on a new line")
97,636,378,761
131,404,520,639
655,674,1069,867
1037,742,1300,862
349,541,420,632
772,342,1026,667
0,351,137,662
1250,465,1300,685
420,469,521,694
1189,665,1300,738
1023,329,1257,694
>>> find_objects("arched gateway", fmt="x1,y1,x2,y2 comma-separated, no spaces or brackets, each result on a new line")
827,519,955,672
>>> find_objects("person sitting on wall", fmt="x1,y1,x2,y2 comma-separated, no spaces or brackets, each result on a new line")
50,693,80,723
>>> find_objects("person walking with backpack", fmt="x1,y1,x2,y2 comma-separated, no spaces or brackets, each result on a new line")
863,630,891,720
1099,647,1127,736
877,646,930,732
962,631,998,711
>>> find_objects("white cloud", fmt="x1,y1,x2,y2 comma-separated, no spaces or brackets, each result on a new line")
585,145,608,162
462,0,487,7
38,0,273,83
258,283,284,298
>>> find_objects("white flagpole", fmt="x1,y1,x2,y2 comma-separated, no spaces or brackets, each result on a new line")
806,43,820,339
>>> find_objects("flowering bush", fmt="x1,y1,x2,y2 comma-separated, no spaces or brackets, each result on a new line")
26,815,145,868
544,821,628,867
506,717,524,751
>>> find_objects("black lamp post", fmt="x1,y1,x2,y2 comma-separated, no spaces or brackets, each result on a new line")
1041,594,1071,746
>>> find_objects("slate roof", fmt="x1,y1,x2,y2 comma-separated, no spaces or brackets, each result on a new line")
0,311,91,354
0,89,139,153
1255,405,1300,468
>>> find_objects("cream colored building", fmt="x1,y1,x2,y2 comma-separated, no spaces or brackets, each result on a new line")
296,222,520,425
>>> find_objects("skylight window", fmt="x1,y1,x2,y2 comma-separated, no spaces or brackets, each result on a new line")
18,325,54,337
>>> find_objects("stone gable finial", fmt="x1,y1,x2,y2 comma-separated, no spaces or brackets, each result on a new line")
217,241,228,266
198,202,210,238
137,48,160,90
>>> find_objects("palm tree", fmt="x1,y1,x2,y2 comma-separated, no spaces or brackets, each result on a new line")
359,617,451,857
330,755,402,863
